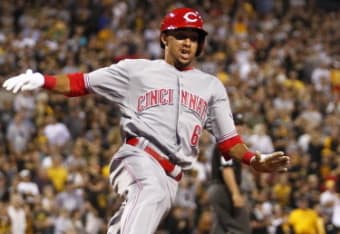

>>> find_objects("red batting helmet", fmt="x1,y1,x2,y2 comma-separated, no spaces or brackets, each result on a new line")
160,8,208,56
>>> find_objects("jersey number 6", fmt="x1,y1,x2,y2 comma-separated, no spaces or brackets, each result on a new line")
190,125,202,146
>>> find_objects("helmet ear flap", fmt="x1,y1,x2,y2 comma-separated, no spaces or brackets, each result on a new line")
196,33,206,56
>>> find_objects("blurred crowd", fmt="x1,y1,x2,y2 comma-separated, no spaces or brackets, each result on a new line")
0,0,339,233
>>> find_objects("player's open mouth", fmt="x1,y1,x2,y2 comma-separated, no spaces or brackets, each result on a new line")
180,49,190,59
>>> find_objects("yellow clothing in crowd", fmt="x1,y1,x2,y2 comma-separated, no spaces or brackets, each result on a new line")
288,208,325,234
47,166,68,192
283,79,305,92
330,68,340,92
273,183,291,207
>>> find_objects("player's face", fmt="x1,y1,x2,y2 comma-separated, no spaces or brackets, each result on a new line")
163,29,199,69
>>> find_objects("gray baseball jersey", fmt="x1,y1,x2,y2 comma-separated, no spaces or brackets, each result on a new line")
85,59,237,169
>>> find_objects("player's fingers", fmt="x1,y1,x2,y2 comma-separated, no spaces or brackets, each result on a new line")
266,156,290,166
2,79,11,89
12,80,23,93
270,157,290,168
21,71,33,91
3,70,33,91
262,151,285,163
254,151,261,161
12,77,28,93
21,84,31,91
269,158,290,174
269,151,285,158
21,82,36,91
3,76,21,91
26,69,33,75
254,151,282,163
271,155,289,163
3,77,16,89
2,79,10,88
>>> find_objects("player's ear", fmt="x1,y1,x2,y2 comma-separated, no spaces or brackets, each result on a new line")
160,33,168,47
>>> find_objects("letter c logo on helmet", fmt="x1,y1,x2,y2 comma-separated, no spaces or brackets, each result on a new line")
183,12,198,23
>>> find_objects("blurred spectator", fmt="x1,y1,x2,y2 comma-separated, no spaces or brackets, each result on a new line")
240,166,257,200
288,197,325,234
250,200,270,234
6,111,34,154
272,89,295,114
159,206,193,234
13,91,36,118
40,184,56,214
31,198,54,234
0,201,11,232
311,60,331,92
175,175,197,211
267,204,287,234
248,123,274,154
16,169,39,204
0,172,10,202
63,99,86,139
331,195,340,233
84,202,104,234
43,115,71,149
272,174,292,207
320,180,339,233
195,209,213,234
55,180,84,213
53,208,74,234
295,103,322,130
7,193,27,234
46,152,68,192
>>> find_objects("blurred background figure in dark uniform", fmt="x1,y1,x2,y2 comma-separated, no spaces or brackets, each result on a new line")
207,113,251,234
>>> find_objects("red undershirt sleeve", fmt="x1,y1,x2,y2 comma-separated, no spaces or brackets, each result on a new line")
217,135,255,165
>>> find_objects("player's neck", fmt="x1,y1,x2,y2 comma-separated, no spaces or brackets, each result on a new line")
177,65,193,71
164,59,194,71
164,51,195,71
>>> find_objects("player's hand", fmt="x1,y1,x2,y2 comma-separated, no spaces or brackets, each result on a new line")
2,69,44,93
250,151,290,173
232,193,245,207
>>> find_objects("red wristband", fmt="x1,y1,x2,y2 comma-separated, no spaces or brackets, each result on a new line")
43,75,57,89
66,73,88,97
242,151,255,165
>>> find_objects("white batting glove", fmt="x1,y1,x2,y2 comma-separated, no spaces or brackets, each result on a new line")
250,151,290,173
2,69,44,93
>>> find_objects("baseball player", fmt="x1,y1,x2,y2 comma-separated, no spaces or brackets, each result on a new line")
2,7,290,234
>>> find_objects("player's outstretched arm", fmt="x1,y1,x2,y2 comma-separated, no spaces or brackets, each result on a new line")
2,69,87,97
221,143,290,173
